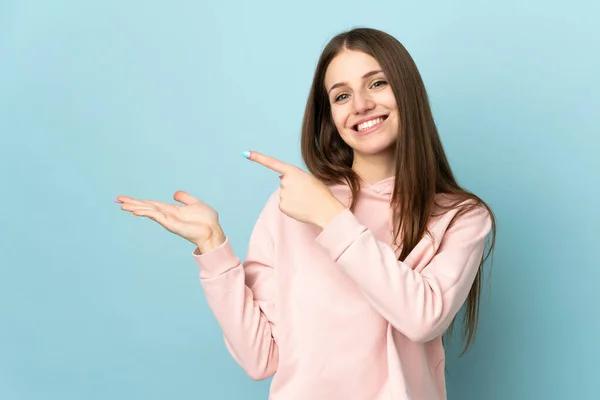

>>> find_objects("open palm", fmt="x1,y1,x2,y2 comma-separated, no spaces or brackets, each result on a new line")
116,190,219,246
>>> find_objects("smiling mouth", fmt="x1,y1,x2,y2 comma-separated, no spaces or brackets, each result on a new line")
353,116,388,132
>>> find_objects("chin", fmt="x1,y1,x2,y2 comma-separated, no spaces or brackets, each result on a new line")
354,145,396,157
343,133,397,156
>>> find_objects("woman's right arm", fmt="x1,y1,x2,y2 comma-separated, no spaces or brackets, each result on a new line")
116,190,279,380
193,192,280,380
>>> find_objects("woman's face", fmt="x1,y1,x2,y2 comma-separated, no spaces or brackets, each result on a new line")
324,49,400,158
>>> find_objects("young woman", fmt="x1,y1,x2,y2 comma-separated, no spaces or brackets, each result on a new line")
116,28,496,400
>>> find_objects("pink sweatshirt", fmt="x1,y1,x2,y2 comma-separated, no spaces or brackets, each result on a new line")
193,177,492,400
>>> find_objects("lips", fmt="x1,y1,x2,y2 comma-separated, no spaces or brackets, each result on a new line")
352,115,388,132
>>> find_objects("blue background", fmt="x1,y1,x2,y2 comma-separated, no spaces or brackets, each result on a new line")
1,0,598,399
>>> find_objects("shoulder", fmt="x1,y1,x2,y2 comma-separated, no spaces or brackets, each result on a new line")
254,188,281,219
246,188,284,241
429,194,493,240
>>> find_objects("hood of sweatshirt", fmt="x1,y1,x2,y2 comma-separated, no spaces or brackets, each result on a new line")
328,175,396,201
328,175,399,253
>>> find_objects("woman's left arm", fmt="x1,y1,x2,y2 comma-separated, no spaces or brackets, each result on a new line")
315,205,493,343
243,150,493,342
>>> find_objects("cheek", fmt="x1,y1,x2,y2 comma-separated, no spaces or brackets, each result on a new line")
381,94,399,130
330,108,349,133
381,90,398,111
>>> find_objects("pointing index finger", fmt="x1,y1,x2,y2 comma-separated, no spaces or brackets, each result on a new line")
245,151,293,174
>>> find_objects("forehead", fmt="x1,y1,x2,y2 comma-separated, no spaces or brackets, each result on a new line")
324,49,382,87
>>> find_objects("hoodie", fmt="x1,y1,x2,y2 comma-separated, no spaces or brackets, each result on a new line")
193,177,492,400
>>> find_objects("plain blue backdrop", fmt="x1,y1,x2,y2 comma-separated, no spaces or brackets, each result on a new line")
1,0,598,399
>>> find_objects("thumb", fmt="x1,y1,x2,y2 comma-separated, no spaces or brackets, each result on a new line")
173,190,198,205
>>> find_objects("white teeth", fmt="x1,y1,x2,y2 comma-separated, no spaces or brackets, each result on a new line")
357,117,385,132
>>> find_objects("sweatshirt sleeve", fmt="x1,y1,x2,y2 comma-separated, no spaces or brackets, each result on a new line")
192,193,280,380
315,203,492,343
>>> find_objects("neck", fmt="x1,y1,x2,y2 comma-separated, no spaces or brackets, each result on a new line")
352,151,396,184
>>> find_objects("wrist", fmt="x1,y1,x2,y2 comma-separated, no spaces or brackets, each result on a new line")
315,198,346,230
196,225,226,254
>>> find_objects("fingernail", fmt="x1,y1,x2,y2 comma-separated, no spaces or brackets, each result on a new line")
114,199,122,203
241,151,251,159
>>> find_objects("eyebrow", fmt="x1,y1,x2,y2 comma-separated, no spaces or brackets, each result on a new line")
327,70,384,94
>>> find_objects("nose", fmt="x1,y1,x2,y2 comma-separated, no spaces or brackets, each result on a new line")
352,91,375,115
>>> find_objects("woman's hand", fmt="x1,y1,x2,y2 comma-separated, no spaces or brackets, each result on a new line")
245,151,346,229
115,191,226,253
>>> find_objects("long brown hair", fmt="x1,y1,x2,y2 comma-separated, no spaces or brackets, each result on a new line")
300,27,496,355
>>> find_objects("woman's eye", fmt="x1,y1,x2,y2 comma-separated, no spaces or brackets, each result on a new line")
335,93,349,102
371,80,388,88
